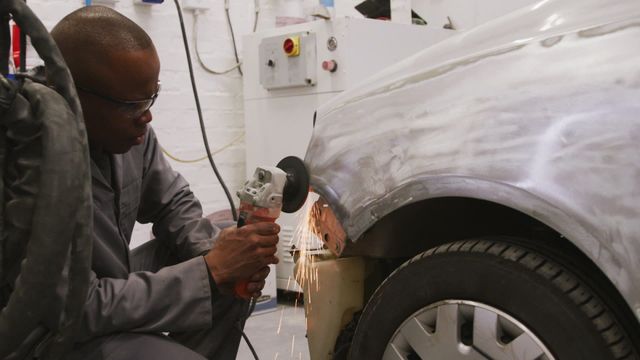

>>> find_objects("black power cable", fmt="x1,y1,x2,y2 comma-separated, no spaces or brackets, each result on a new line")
223,0,242,76
237,298,259,359
1,13,9,76
172,2,259,359
173,0,238,222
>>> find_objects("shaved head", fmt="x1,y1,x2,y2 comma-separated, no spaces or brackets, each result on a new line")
51,6,155,87
51,6,160,154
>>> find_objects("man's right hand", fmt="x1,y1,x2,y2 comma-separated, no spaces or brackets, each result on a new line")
203,222,280,290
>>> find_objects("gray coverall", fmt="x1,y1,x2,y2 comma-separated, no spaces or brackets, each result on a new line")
65,127,246,360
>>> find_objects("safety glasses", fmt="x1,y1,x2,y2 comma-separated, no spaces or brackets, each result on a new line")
77,80,161,119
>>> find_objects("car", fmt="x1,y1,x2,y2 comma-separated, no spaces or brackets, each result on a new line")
301,0,640,358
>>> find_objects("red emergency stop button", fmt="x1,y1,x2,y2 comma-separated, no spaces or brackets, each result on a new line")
283,36,300,57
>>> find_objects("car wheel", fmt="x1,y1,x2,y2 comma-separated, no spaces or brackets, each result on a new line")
348,238,639,360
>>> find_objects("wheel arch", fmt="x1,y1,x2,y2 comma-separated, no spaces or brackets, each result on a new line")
335,177,640,330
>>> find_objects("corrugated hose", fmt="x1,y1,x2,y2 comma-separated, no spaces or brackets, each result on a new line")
0,1,92,359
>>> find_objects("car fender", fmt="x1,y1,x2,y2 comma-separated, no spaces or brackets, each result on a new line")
305,0,640,321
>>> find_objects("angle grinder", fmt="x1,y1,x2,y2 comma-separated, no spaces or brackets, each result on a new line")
233,156,310,298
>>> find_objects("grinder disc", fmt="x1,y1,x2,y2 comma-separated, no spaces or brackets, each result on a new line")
277,156,310,213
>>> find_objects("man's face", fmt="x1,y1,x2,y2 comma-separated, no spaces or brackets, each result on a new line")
77,48,161,154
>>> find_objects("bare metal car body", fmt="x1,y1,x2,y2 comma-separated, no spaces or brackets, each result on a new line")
304,0,640,356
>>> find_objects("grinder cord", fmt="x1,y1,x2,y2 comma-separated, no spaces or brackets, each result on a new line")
237,298,259,360
173,1,259,359
173,0,238,221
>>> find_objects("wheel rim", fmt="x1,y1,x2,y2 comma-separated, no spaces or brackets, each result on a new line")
383,300,555,360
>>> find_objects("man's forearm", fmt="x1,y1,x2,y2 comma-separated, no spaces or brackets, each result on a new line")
78,257,212,341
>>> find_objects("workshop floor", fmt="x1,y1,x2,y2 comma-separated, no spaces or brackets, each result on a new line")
237,293,310,360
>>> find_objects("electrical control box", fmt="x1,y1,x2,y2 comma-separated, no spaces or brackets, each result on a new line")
259,32,317,90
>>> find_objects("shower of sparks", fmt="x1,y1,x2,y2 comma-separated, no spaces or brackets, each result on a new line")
277,194,325,355
291,193,323,312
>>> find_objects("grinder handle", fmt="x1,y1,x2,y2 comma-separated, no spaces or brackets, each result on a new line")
233,216,252,299
233,281,252,299
233,212,278,299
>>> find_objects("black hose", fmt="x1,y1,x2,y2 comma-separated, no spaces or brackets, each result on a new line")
0,0,81,115
0,14,9,76
173,0,238,221
0,0,92,359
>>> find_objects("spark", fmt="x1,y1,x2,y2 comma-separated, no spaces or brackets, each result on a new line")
277,306,284,334
290,335,295,358
286,275,292,291
306,269,312,307
290,194,323,301
283,194,325,359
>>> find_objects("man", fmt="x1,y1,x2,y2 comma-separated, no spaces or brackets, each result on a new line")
50,6,278,360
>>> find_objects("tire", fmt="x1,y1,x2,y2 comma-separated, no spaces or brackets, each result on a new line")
348,238,639,360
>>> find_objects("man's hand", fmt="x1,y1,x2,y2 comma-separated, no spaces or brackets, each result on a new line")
245,266,271,298
203,222,280,289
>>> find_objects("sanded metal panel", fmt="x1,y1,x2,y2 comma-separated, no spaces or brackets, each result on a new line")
305,0,640,320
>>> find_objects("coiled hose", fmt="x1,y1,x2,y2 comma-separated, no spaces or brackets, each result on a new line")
0,1,92,359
